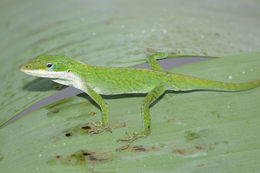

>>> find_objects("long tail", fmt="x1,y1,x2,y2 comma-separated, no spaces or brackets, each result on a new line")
170,74,260,91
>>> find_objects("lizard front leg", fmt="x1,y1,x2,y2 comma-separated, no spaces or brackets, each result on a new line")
82,85,111,134
117,84,167,150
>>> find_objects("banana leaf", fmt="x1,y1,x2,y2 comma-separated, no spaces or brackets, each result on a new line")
0,0,260,172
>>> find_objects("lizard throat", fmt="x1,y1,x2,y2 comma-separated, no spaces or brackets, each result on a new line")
20,69,85,90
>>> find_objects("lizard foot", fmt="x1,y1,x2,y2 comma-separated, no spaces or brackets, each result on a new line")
116,131,146,151
88,121,112,135
145,48,179,59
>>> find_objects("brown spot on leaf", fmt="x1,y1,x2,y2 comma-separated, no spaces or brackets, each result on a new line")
195,146,203,150
172,149,186,155
196,163,205,167
89,112,96,116
52,110,59,114
56,150,108,165
151,146,158,150
132,145,146,152
65,133,71,137
83,152,106,162
89,155,97,161
81,126,91,130
172,149,196,155
82,152,92,156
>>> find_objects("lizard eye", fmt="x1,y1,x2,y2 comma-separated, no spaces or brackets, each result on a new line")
46,63,54,71
47,63,52,68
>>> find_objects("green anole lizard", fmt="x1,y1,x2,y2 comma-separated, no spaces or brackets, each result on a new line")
19,52,260,150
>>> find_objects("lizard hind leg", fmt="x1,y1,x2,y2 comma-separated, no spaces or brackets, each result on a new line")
116,84,167,150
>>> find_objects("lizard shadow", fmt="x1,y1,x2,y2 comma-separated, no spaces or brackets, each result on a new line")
22,78,64,91
78,89,231,111
77,92,148,110
76,90,192,110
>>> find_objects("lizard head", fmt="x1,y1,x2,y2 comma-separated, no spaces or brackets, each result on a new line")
19,55,78,78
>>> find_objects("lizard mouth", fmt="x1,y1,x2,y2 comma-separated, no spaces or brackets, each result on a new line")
20,67,74,80
20,68,57,78
19,64,29,71
20,69,49,77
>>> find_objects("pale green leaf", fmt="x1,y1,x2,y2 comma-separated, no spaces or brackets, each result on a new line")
0,0,260,173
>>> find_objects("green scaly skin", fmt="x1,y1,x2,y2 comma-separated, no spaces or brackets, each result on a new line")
19,53,260,150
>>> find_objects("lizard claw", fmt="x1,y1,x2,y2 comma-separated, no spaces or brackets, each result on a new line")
88,121,112,134
116,131,146,151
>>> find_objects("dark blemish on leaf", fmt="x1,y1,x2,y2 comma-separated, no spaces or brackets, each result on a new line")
52,123,92,140
132,145,146,152
196,163,206,167
151,146,157,150
89,155,97,161
172,149,196,155
65,133,72,137
81,126,91,130
128,145,160,152
89,112,96,116
67,69,71,72
195,146,203,150
55,150,108,165
184,131,200,142
56,155,61,159
172,149,187,155
52,109,60,114
134,148,146,152
82,152,92,156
